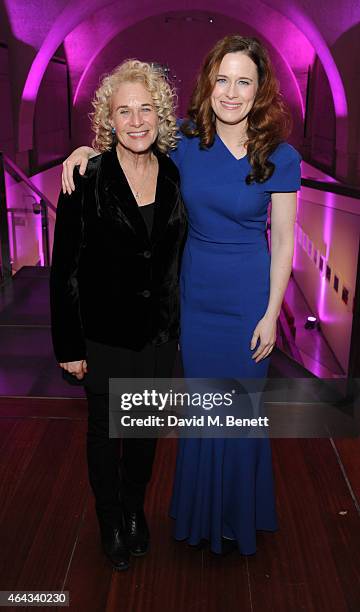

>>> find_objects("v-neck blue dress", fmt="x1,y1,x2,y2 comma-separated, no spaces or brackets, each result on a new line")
169,132,301,554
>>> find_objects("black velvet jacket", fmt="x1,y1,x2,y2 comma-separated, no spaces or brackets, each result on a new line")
50,147,187,363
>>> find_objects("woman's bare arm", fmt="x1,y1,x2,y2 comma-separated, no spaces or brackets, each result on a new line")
265,192,297,319
251,192,297,362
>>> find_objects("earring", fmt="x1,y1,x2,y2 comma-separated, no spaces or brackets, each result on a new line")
111,127,116,135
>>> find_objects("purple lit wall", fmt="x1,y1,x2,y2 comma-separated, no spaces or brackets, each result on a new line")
0,46,15,158
4,171,44,271
305,58,336,171
33,56,70,167
1,0,358,182
293,175,360,374
70,12,305,148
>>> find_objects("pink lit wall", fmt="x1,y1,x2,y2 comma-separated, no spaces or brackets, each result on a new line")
332,22,360,181
33,56,71,167
0,45,16,158
305,58,336,171
4,171,43,271
1,1,359,182
30,165,62,208
71,12,304,149
29,165,62,258
1,1,356,176
293,178,360,374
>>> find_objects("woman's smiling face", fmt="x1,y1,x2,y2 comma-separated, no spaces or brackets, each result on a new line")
110,81,159,154
211,52,259,126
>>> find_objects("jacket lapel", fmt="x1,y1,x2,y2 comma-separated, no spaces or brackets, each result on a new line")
98,147,180,245
98,147,149,243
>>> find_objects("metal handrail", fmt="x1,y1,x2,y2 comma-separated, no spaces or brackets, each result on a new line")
301,177,360,199
2,152,57,213
0,151,56,282
0,153,11,283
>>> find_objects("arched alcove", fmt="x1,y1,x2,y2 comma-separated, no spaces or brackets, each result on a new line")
16,0,348,170
70,11,304,149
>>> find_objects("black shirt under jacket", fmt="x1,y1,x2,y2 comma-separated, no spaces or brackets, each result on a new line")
50,146,187,363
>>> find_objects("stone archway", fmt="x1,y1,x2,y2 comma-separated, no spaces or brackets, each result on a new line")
17,0,348,166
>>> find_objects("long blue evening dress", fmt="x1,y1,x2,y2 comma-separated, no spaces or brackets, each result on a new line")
169,132,302,554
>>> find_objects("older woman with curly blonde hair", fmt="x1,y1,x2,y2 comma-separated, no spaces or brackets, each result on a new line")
51,59,187,572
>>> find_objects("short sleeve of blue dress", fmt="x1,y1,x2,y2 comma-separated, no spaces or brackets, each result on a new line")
265,143,302,192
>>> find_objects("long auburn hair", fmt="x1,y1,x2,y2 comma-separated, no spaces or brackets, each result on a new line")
181,35,292,184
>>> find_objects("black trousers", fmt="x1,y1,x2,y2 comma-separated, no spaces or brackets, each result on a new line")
84,338,177,526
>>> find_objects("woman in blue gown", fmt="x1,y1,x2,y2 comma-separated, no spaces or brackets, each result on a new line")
167,36,301,555
61,35,301,556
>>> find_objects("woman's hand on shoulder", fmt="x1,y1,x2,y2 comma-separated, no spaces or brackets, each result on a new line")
59,360,88,380
62,146,97,195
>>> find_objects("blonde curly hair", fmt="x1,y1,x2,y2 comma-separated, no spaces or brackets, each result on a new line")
90,59,178,153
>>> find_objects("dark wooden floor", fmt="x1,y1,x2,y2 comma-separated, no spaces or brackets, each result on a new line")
0,397,359,611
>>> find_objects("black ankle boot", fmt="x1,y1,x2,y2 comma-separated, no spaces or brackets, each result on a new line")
99,519,130,571
123,507,150,556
